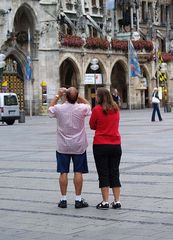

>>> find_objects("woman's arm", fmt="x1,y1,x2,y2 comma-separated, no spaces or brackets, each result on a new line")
89,108,97,130
77,95,90,105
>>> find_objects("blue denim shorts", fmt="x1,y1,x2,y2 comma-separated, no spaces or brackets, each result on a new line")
56,151,88,173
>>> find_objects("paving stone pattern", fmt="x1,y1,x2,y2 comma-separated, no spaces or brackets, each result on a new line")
0,109,173,240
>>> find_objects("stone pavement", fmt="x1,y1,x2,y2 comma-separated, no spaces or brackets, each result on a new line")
0,108,173,240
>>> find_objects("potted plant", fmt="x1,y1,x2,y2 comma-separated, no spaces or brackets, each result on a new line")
111,40,128,51
85,37,109,50
61,35,84,48
162,53,173,62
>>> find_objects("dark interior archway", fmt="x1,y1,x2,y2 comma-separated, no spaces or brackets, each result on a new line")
111,61,127,108
59,58,79,88
1,55,25,110
141,66,149,108
14,4,37,56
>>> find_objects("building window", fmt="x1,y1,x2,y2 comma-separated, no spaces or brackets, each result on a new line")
141,1,147,23
99,0,103,8
166,6,169,23
160,5,164,25
92,0,96,6
148,2,152,16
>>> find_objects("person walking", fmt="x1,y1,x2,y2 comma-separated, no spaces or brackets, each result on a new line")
48,87,91,208
89,87,122,210
151,87,162,122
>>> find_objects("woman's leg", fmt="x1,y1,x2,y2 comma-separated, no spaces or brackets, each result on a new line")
93,145,110,201
156,105,162,121
151,104,156,121
112,187,120,202
101,187,109,202
108,145,122,202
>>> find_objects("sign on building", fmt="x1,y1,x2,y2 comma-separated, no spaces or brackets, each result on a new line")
84,74,102,85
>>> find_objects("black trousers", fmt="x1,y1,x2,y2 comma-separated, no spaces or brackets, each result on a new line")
93,144,122,188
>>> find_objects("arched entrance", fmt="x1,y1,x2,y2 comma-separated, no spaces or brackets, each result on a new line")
14,3,37,57
12,3,38,114
85,59,105,107
1,56,24,111
59,58,79,88
141,66,149,108
111,61,128,108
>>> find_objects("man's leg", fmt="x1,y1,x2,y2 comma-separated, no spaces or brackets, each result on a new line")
73,172,88,208
73,172,83,195
72,152,88,208
59,173,68,195
58,173,68,208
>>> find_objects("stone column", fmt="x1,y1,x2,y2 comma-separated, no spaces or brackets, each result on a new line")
105,83,111,91
79,83,85,97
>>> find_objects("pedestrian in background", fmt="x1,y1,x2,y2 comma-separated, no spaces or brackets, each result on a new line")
48,87,91,208
89,87,122,210
151,87,162,122
112,88,121,107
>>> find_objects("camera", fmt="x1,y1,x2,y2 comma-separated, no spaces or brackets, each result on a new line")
59,88,67,96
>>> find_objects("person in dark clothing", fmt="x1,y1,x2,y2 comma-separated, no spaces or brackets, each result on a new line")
112,89,121,107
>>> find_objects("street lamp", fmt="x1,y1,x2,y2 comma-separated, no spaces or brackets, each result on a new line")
90,58,99,107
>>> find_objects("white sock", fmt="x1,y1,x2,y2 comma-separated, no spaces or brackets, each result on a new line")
114,200,120,204
75,195,81,201
102,201,109,205
61,195,67,201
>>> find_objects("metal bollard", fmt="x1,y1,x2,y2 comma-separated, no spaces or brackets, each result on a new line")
19,111,25,123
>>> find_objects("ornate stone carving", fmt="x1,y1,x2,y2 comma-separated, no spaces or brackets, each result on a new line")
153,0,160,24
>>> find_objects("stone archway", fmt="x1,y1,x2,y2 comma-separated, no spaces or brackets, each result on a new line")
111,61,128,109
141,65,150,108
1,55,25,111
14,3,38,57
12,3,39,114
59,58,80,88
85,58,106,107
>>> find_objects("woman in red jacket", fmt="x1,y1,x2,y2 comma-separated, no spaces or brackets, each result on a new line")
89,87,122,210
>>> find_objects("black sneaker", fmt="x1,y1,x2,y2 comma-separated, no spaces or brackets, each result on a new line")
75,198,89,208
96,201,109,210
58,200,67,208
111,201,121,209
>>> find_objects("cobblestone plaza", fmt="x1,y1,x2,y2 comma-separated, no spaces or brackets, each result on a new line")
0,109,173,240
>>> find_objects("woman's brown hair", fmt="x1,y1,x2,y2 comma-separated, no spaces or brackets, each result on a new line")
96,87,119,114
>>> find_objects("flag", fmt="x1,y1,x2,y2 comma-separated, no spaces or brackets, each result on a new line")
129,40,142,77
25,55,32,80
25,28,32,80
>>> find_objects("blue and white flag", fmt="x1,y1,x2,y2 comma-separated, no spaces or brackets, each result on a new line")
129,40,142,77
106,0,116,10
25,56,32,80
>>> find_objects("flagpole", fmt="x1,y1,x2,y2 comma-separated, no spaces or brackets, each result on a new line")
128,39,131,110
28,28,32,118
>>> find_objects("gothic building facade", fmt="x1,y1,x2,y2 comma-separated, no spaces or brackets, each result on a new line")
0,0,173,114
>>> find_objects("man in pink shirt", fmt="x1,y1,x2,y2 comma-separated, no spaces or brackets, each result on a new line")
48,87,91,209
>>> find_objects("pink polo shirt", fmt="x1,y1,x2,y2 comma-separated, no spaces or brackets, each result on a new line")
48,101,91,154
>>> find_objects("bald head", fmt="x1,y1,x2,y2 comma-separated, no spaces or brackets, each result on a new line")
66,87,78,104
